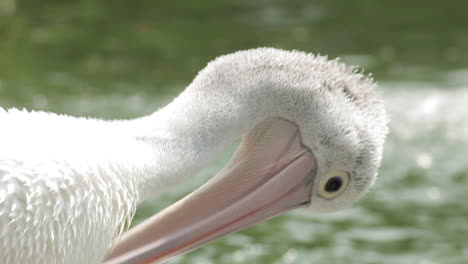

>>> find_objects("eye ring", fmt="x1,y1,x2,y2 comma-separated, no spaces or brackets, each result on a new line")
318,170,350,199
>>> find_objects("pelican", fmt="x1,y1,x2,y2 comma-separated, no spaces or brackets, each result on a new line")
0,48,388,264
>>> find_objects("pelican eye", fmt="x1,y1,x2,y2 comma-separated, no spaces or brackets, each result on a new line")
325,176,343,192
318,170,350,199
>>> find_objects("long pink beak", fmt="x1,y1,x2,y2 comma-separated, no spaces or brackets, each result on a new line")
104,120,317,264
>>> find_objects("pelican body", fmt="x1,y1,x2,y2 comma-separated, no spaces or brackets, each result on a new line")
0,48,388,264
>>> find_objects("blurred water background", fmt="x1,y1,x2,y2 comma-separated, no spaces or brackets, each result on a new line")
1,1,467,263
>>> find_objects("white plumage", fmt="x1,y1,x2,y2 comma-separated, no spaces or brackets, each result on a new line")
0,110,143,263
0,48,388,264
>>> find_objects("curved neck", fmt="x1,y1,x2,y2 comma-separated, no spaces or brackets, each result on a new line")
101,48,379,206
131,49,323,200
132,78,263,200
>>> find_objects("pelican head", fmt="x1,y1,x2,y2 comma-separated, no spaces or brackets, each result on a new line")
104,48,388,263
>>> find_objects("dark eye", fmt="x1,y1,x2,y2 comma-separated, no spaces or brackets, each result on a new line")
324,176,343,192
319,170,350,199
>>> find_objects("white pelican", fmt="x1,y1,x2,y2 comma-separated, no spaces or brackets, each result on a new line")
0,48,388,264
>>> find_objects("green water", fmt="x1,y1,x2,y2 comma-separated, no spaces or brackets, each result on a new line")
1,1,468,263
